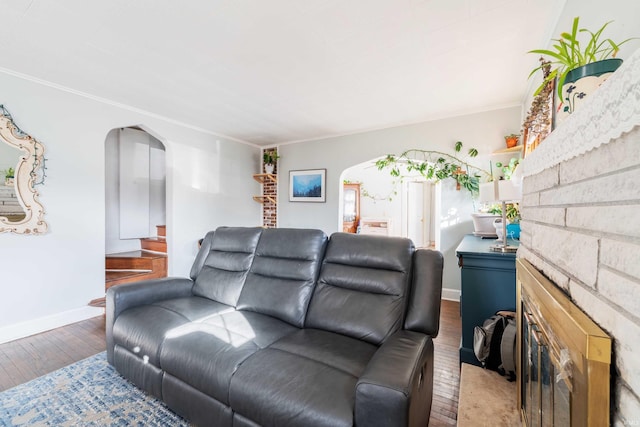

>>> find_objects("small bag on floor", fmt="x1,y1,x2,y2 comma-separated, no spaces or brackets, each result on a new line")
473,311,516,381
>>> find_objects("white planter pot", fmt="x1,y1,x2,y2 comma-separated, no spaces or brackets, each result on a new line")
265,164,275,174
471,213,500,237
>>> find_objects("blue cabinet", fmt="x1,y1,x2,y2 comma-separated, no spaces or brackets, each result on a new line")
456,235,518,366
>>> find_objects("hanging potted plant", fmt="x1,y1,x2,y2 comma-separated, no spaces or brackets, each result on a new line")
528,17,636,122
263,151,280,174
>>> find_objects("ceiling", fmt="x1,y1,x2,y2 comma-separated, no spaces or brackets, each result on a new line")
0,0,563,146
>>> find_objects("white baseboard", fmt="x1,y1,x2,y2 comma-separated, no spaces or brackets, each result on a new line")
0,306,104,345
441,288,461,302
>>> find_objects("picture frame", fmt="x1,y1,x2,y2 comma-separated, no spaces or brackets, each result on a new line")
289,169,326,202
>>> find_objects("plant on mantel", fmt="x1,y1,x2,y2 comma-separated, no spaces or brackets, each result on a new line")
375,141,491,196
528,16,636,100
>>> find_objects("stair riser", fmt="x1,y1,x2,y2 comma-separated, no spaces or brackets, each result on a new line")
106,258,154,270
141,239,167,253
105,268,167,290
157,225,166,237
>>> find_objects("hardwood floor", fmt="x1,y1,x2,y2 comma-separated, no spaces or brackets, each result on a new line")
430,299,462,426
0,300,462,425
0,316,106,392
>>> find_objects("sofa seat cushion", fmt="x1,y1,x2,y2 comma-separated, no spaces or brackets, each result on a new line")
270,329,377,377
229,330,377,427
159,310,298,405
112,296,234,366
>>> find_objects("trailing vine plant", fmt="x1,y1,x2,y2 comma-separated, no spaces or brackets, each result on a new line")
374,141,491,196
361,183,399,203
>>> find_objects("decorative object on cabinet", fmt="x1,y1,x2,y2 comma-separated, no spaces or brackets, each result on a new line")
470,213,500,238
342,183,360,233
360,217,392,236
375,140,490,196
0,105,48,234
478,178,522,253
456,235,518,366
289,169,326,202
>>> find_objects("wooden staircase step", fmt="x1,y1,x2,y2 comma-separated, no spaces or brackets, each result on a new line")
141,237,167,253
157,225,166,237
106,250,167,270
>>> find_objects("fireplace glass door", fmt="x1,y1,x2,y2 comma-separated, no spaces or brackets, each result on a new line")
517,259,611,426
521,300,571,426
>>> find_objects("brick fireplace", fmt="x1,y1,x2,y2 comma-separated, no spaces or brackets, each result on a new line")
518,49,640,424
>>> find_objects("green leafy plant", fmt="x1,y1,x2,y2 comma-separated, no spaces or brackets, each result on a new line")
488,203,521,223
528,16,635,99
375,141,490,195
263,151,280,164
495,158,519,180
3,167,14,178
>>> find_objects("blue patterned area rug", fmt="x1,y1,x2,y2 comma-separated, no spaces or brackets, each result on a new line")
0,352,189,426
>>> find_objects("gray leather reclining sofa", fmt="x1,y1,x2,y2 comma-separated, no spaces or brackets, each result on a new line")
106,226,444,427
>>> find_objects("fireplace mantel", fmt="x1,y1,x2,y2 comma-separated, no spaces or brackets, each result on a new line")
522,48,640,178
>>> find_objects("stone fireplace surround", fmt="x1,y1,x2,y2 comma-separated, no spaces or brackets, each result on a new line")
518,48,640,425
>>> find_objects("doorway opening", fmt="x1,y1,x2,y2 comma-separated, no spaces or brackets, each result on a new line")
102,127,168,297
340,158,440,249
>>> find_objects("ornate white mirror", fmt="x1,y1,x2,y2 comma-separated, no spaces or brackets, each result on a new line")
0,106,47,234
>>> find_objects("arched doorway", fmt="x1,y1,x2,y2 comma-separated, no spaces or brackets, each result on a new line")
339,158,440,249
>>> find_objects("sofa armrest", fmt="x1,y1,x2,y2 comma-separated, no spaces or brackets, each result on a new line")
355,330,434,427
405,249,443,337
106,277,194,364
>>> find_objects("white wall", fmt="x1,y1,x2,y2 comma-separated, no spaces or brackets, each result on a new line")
278,106,522,293
0,71,261,343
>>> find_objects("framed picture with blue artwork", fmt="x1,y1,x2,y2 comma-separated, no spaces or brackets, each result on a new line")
289,169,326,202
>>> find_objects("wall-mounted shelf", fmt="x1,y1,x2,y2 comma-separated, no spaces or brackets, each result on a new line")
492,145,523,155
253,195,277,204
253,173,277,183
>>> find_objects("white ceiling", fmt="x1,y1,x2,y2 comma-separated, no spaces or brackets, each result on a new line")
0,0,563,146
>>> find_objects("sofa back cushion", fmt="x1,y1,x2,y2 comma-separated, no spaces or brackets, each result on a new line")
236,228,328,327
305,233,414,345
191,227,263,306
